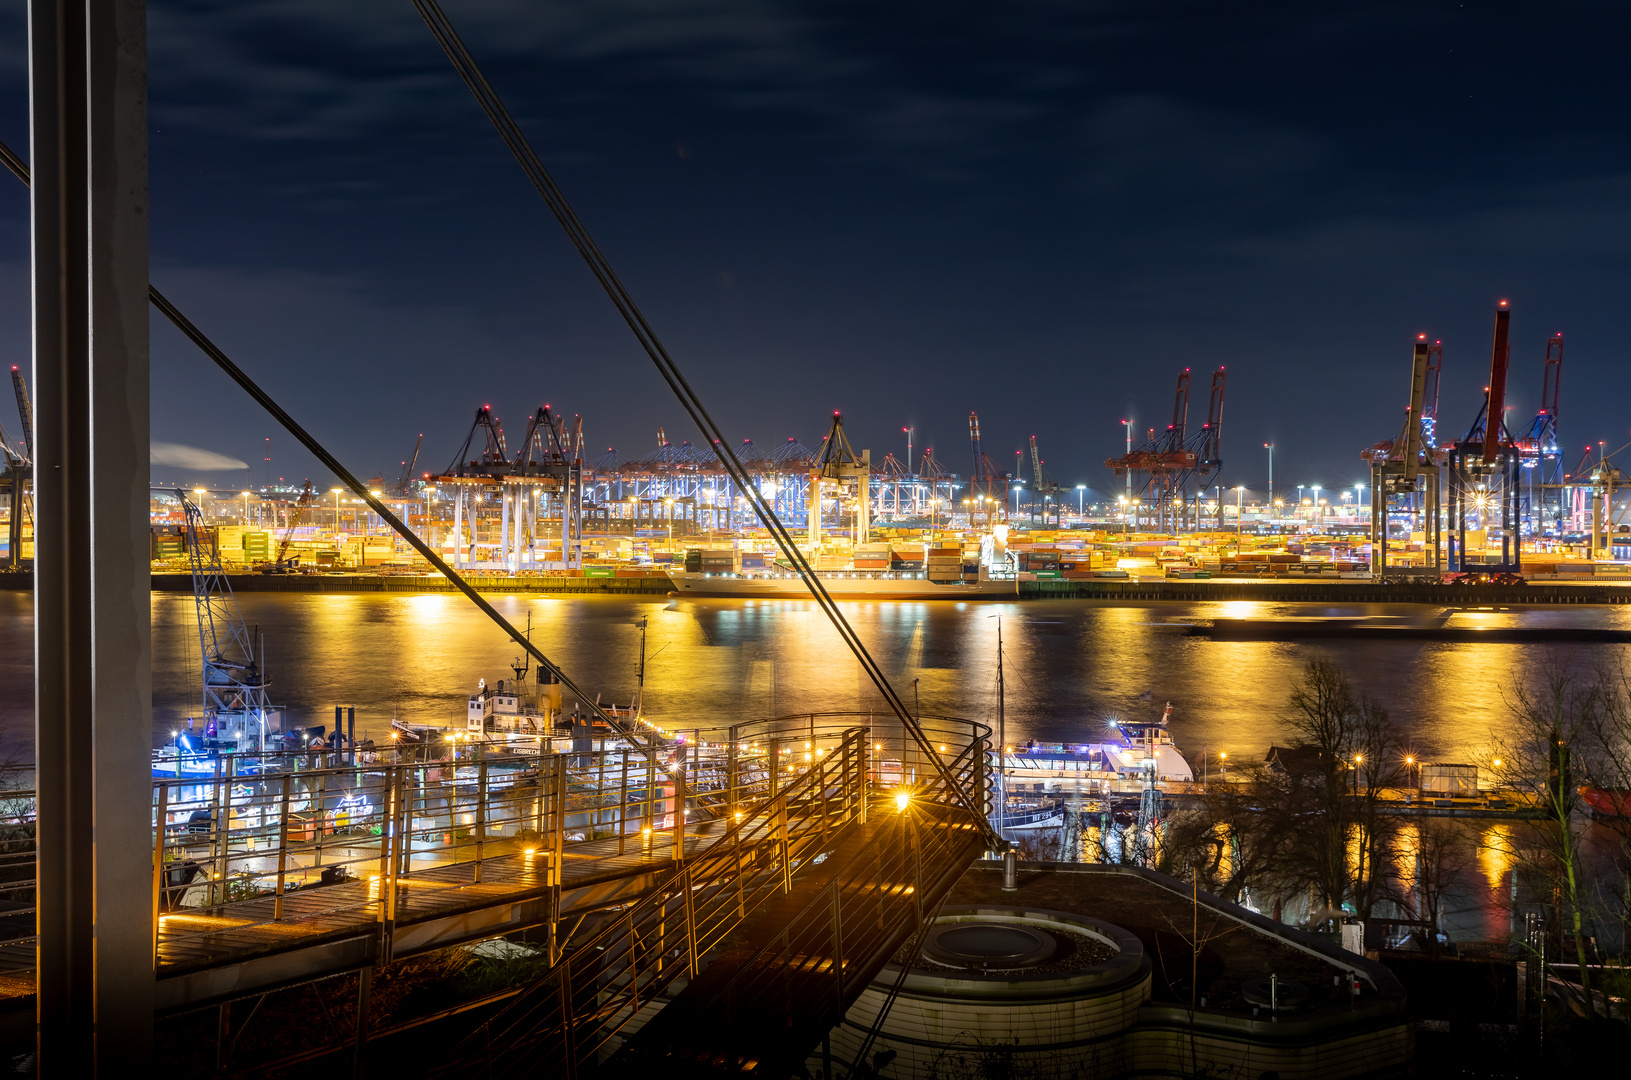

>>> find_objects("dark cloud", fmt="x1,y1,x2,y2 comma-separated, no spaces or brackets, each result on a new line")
0,1,1628,496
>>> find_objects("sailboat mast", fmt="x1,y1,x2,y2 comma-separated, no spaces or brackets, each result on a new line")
635,616,648,719
996,615,1005,825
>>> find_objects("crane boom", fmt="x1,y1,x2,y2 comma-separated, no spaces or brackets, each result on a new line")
9,366,30,462
968,412,985,491
1482,302,1512,463
1029,435,1044,486
399,432,423,487
1540,333,1563,423
274,480,315,566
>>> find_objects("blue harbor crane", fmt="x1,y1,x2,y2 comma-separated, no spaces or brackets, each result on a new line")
175,489,272,756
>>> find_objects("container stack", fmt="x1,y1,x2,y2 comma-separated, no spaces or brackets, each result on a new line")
854,543,891,569
925,545,963,582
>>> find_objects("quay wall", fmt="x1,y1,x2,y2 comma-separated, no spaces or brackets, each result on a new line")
4,570,1631,603
1017,578,1631,604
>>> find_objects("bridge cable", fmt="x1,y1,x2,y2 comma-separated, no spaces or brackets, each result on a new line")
0,136,648,753
411,0,997,843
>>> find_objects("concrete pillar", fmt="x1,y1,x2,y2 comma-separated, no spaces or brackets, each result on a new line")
452,487,464,567
30,0,153,1064
808,472,821,546
499,486,511,571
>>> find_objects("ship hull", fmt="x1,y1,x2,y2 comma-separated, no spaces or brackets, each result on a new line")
665,570,1017,600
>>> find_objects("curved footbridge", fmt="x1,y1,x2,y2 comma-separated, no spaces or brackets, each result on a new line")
0,712,997,1073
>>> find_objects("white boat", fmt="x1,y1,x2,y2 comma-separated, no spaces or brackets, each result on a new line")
999,800,1066,831
665,569,1017,599
1006,703,1196,783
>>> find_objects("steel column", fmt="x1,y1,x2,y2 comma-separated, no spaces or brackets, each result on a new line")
30,3,153,1063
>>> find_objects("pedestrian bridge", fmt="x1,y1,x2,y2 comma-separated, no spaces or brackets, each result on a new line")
0,711,993,1073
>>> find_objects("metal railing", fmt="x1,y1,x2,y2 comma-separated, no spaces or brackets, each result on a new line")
0,710,990,1053
422,712,990,1078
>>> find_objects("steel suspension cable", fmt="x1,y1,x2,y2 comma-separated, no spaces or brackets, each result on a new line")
411,0,996,841
0,136,642,749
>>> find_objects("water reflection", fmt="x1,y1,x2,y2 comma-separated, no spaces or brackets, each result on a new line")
0,592,1626,764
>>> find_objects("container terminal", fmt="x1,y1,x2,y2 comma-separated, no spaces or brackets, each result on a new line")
5,301,1623,597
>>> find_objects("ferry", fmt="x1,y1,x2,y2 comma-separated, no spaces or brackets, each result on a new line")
1004,703,1196,784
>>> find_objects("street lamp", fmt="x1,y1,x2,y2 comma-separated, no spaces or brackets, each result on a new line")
1076,484,1085,517
664,497,674,544
241,490,251,525
1263,443,1273,509
332,488,343,529
1235,485,1244,542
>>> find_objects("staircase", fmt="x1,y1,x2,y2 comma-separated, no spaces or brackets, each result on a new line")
425,716,992,1080
607,799,987,1076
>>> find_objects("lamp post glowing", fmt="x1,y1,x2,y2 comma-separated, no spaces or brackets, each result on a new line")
331,488,343,529
1076,484,1085,518
241,490,251,526
1264,443,1273,512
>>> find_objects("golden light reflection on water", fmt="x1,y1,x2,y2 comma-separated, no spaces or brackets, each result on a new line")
0,590,1614,761
1479,823,1514,894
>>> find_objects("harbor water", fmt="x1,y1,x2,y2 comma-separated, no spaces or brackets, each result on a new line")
3,590,1627,763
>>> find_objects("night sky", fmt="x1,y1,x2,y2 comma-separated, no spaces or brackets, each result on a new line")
0,1,1627,503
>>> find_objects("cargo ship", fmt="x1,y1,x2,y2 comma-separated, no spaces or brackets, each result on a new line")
665,569,1018,599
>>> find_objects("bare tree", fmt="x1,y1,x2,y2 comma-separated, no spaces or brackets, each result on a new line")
1400,818,1475,953
1159,759,1292,905
1488,668,1604,1014
1269,659,1405,920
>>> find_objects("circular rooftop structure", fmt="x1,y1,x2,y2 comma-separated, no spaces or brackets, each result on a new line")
922,922,1058,970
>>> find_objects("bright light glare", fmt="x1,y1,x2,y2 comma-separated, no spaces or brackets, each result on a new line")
894,790,911,813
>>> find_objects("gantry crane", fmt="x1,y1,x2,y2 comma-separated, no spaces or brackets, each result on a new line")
1104,368,1198,531
1515,334,1564,536
810,411,871,543
1447,302,1522,575
965,412,1009,521
1186,367,1226,526
1028,435,1063,525
3,366,31,567
1363,336,1446,578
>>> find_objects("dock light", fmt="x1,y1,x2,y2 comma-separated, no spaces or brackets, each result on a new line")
875,744,882,751
523,847,537,857
1219,752,1227,761
894,790,911,813
939,745,947,753
1405,756,1413,765
1493,758,1502,768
